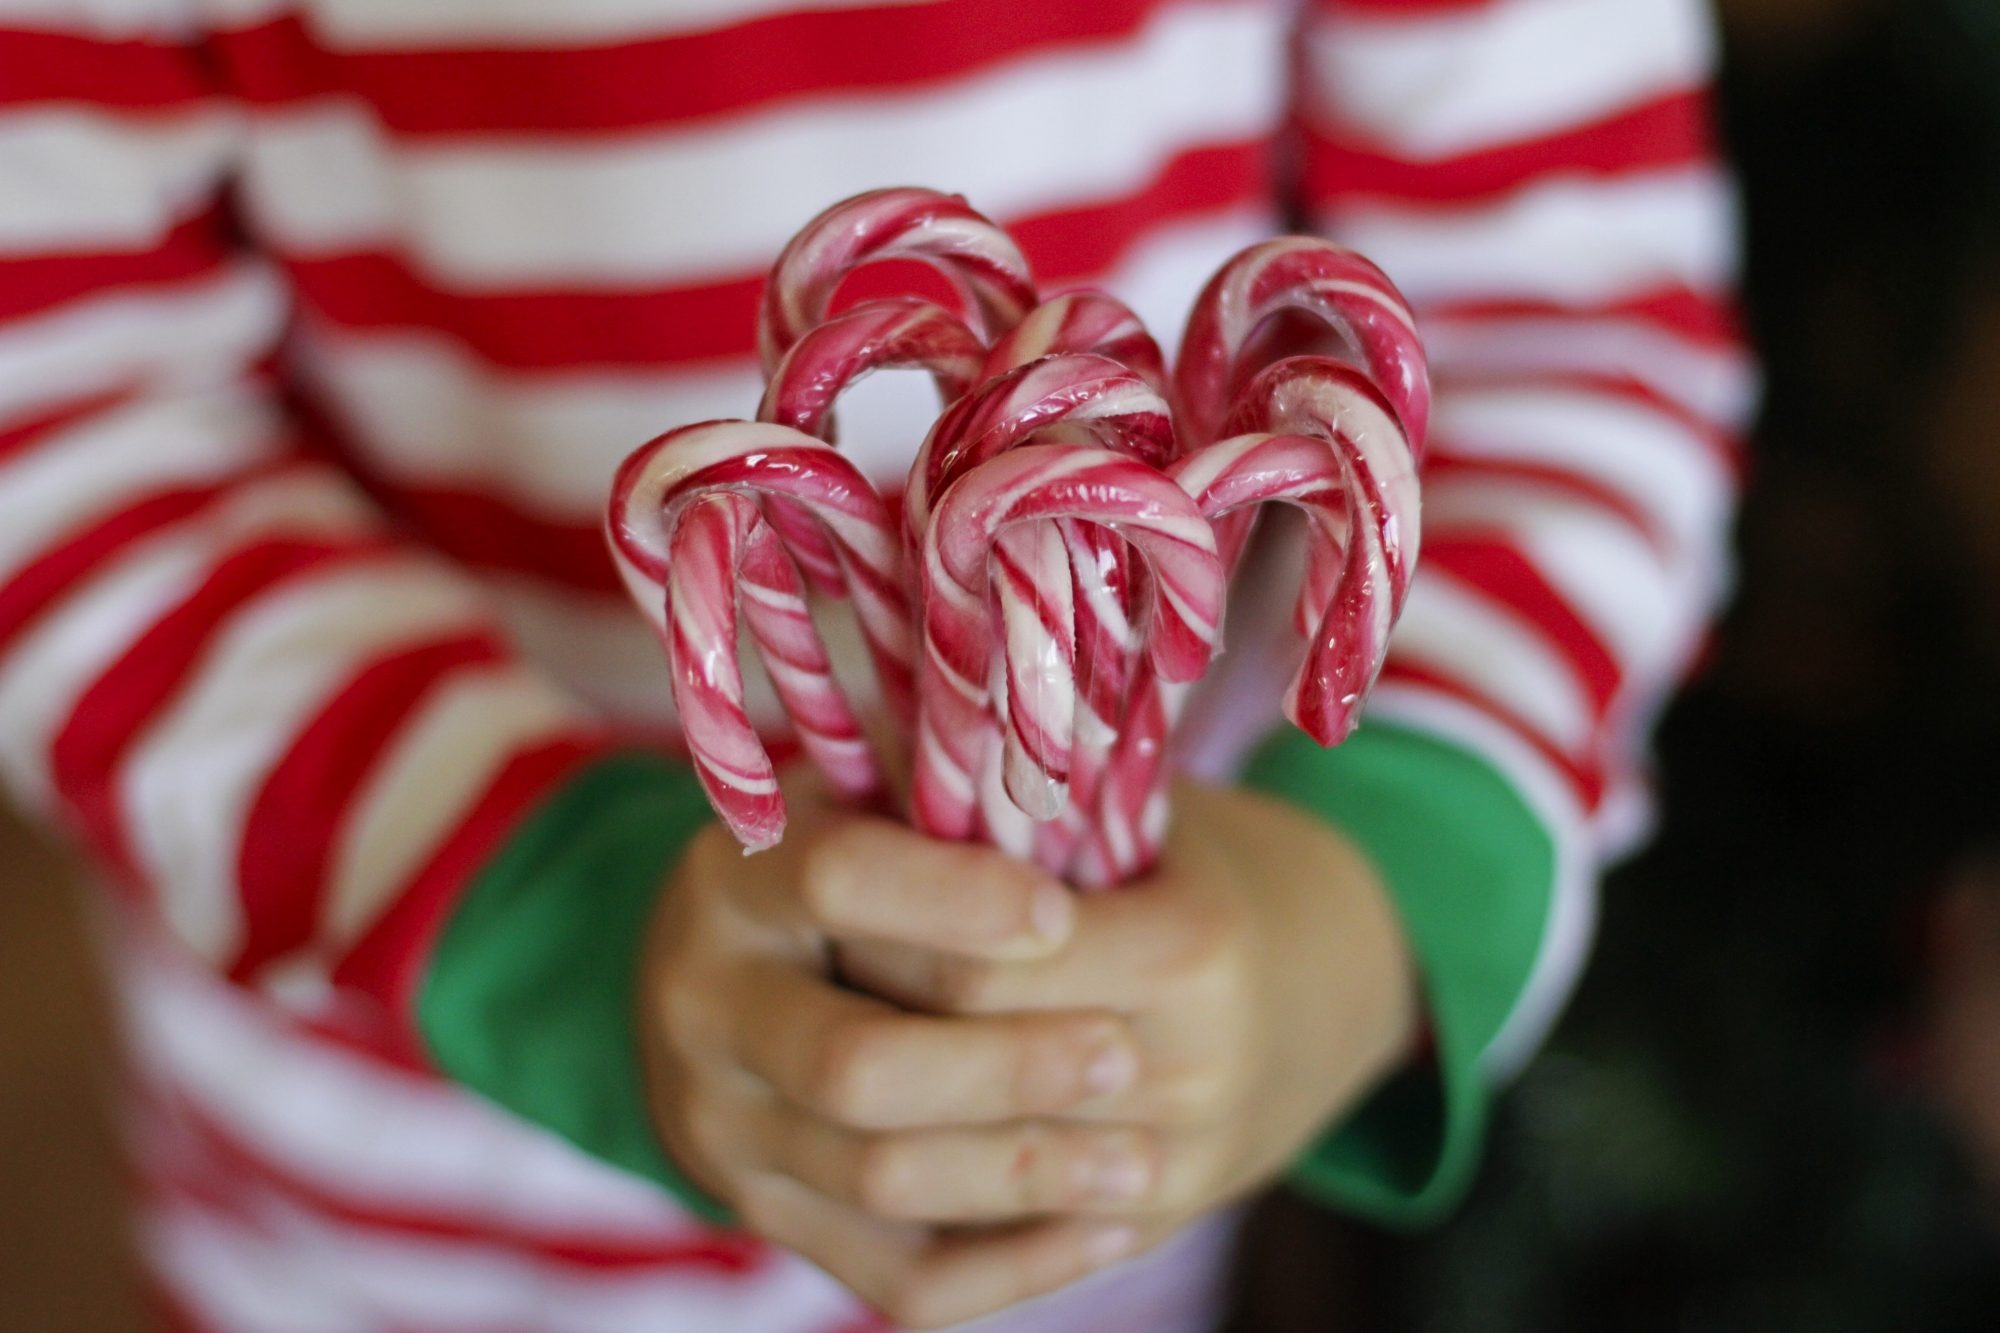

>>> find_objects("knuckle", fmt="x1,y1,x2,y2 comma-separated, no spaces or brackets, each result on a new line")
805,1020,885,1123
928,955,996,1011
795,832,855,926
851,1136,920,1218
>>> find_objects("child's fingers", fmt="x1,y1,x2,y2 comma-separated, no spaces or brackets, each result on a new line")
792,817,1075,959
728,959,1140,1129
831,872,1223,1017
744,1101,1160,1223
735,1174,1139,1330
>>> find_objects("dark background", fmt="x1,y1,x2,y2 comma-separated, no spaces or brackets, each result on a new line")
1235,0,2000,1327
5,1,1998,1328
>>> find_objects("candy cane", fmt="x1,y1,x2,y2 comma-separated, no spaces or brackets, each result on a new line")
977,300,1171,864
1223,357,1420,737
912,445,1222,844
608,421,915,846
906,355,1173,827
757,296,984,593
758,188,1039,374
1176,236,1430,450
981,290,1168,395
639,493,862,849
1074,357,1423,886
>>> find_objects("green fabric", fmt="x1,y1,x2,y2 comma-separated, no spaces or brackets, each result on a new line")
417,752,729,1222
1243,720,1558,1229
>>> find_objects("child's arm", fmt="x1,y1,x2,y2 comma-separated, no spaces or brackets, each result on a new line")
1264,0,1753,1221
0,12,712,1190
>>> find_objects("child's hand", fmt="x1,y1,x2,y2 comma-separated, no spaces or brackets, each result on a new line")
843,781,1419,1250
640,775,1150,1326
639,776,1417,1328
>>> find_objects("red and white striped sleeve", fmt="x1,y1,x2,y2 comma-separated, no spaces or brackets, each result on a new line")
1250,0,1752,1222
0,9,636,1061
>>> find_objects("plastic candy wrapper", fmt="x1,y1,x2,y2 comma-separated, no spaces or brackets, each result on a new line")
606,188,1428,886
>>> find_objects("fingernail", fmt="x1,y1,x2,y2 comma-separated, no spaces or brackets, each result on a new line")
1084,1041,1138,1097
1085,1226,1138,1266
1029,883,1073,945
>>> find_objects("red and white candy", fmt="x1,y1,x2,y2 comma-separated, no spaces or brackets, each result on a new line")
758,296,984,591
1176,236,1430,449
906,354,1173,826
758,188,1038,374
608,191,1429,888
911,445,1222,844
981,290,1168,396
608,420,915,846
1076,359,1422,885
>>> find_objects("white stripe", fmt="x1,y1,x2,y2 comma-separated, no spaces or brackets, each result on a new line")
203,0,938,48
240,2,1283,285
299,329,768,516
0,470,373,812
1430,382,1735,558
1102,202,1273,365
1420,311,1758,428
147,1194,856,1333
1327,165,1739,307
485,578,680,726
0,0,193,38
0,263,285,418
1307,0,1716,158
1364,684,1594,1079
1420,477,1697,669
1392,571,1594,752
322,666,586,945
144,1204,370,1333
485,572,860,749
119,565,487,961
120,945,710,1235
0,107,235,250
0,388,278,578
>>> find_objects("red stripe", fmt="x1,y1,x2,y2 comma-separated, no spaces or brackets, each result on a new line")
160,1091,768,1275
1304,90,1713,205
1436,364,1744,483
388,486,621,592
1419,453,1673,557
1515,368,1743,469
0,384,140,466
0,207,232,321
332,733,608,1068
215,0,1215,135
48,535,395,881
0,28,208,111
1379,661,1605,810
1423,284,1747,350
0,485,224,657
1424,540,1623,713
0,459,315,660
230,633,510,982
287,138,1266,370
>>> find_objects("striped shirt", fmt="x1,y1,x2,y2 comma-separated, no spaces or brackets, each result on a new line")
0,0,1749,1328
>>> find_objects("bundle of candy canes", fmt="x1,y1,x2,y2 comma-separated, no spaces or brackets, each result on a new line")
608,189,1427,889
